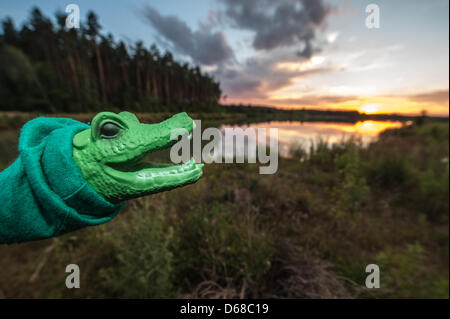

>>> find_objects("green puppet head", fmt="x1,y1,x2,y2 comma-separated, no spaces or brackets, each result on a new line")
73,111,203,203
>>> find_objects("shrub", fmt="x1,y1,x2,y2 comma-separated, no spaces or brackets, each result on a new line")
333,147,369,214
172,202,274,296
99,205,177,298
288,143,308,162
412,167,449,222
365,152,413,189
376,242,449,298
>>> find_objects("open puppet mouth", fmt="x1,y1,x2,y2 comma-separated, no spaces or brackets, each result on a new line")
102,131,203,191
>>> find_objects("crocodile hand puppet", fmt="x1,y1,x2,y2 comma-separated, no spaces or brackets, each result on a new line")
0,111,203,244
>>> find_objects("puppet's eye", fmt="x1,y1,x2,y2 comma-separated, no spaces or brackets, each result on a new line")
100,122,121,138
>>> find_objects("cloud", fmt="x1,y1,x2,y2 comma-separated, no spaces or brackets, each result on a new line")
141,1,334,101
223,77,262,95
220,0,331,57
269,90,450,111
143,6,234,65
326,31,339,43
216,51,337,99
269,94,358,107
404,89,449,106
215,0,334,99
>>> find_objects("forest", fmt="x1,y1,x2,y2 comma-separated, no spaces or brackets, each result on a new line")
0,8,222,114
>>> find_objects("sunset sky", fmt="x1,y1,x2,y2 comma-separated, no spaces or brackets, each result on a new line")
2,0,449,116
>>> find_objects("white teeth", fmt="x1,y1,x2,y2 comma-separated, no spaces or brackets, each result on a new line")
136,157,197,179
188,133,192,140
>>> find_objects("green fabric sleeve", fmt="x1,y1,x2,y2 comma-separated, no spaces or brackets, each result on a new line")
0,117,126,245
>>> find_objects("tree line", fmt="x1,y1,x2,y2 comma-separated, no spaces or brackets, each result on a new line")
0,7,222,113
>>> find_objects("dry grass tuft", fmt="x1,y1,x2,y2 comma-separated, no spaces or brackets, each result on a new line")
263,240,355,299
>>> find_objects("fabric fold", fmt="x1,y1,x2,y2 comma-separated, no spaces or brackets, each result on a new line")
0,117,125,244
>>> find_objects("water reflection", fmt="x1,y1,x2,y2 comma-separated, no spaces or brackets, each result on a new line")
220,120,403,157
0,120,404,168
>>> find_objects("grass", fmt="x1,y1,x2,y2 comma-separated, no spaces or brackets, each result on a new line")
0,120,448,298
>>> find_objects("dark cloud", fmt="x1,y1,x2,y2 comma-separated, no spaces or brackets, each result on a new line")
220,0,331,57
224,77,262,95
141,1,334,100
143,6,233,65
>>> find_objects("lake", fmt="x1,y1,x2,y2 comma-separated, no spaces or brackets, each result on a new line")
219,120,404,157
0,120,405,169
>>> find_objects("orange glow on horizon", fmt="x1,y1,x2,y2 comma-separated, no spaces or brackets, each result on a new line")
222,94,449,117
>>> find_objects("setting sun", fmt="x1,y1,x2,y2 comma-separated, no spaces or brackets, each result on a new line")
360,103,380,114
